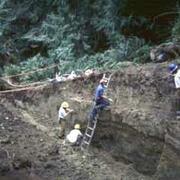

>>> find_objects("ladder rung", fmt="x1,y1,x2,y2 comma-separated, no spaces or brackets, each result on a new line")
89,122,96,127
89,126,95,130
91,122,97,126
87,127,94,130
83,141,90,145
85,133,92,137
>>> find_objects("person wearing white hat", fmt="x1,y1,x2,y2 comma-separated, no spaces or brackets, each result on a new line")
66,124,83,146
58,101,73,138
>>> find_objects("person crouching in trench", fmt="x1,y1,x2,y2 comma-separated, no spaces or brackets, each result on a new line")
65,124,83,146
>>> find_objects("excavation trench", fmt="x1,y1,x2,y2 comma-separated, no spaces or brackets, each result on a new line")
0,63,180,179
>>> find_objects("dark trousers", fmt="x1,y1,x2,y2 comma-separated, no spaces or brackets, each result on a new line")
74,135,83,146
67,135,83,146
90,98,110,121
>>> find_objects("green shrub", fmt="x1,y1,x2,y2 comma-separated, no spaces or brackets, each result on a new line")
129,45,152,64
172,14,180,40
4,64,21,76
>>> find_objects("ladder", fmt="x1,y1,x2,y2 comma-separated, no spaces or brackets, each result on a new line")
80,116,97,150
103,73,113,92
81,73,113,150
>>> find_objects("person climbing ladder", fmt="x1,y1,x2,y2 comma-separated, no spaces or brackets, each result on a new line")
81,74,113,150
90,76,111,121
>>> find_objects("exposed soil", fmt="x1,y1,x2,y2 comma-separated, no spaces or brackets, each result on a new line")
0,100,152,180
0,62,180,180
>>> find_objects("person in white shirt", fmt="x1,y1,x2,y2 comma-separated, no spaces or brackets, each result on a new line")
66,124,83,146
174,69,180,89
168,63,180,119
168,63,180,88
58,101,73,138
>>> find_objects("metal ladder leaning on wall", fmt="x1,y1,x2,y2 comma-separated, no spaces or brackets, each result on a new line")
80,111,97,150
80,73,113,150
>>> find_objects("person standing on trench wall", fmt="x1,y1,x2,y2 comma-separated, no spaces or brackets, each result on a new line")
168,63,180,119
90,77,111,121
58,101,74,138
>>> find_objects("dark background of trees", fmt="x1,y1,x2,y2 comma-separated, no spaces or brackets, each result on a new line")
0,0,179,82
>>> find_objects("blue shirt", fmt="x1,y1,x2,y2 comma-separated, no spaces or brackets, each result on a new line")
95,84,106,101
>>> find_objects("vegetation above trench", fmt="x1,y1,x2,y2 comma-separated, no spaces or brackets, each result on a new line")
0,0,179,83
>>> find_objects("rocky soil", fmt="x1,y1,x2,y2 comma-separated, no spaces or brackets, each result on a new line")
0,62,180,180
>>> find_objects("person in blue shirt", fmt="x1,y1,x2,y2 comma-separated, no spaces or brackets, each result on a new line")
90,78,110,121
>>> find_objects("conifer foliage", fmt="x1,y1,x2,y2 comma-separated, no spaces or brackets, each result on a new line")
0,0,179,82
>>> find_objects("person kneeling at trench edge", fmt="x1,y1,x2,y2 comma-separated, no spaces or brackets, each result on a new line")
90,78,110,121
58,101,74,138
65,124,83,146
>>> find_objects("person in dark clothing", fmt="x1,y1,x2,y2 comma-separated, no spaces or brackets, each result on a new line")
90,78,110,121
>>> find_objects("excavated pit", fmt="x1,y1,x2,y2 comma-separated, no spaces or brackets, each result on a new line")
0,63,180,180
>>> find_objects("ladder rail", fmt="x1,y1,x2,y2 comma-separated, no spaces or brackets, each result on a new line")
81,117,97,150
103,73,113,96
